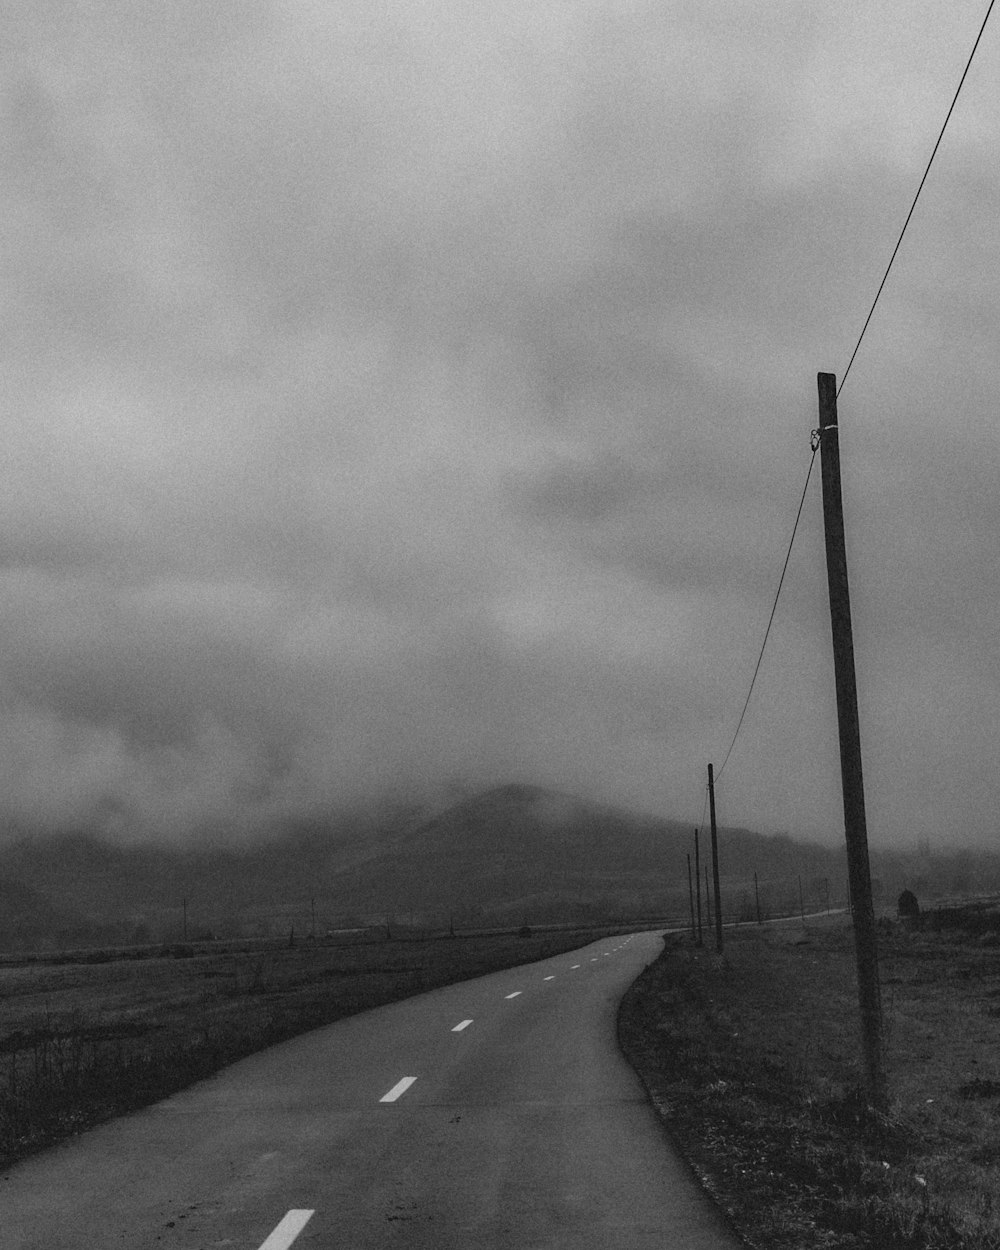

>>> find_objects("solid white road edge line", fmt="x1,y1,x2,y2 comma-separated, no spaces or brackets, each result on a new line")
452,1019,473,1032
380,1077,417,1102
257,1209,314,1250
504,991,522,999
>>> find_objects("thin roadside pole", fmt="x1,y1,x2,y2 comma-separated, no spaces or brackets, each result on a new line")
687,853,696,941
708,763,723,953
694,828,703,945
816,372,886,1111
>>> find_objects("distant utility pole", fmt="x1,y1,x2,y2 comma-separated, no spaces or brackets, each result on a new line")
687,853,696,941
310,897,316,941
798,874,805,924
708,763,723,953
694,828,703,945
754,871,762,924
816,372,886,1110
182,898,188,943
704,864,712,929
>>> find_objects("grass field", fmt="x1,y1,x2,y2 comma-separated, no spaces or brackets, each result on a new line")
619,915,1000,1249
0,926,624,1170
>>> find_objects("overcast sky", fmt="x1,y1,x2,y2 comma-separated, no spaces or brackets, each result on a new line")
2,1,998,846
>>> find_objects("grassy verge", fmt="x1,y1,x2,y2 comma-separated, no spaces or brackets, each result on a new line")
618,921,1000,1249
0,926,622,1169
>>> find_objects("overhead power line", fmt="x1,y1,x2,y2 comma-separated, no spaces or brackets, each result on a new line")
838,0,996,396
701,3,993,804
714,441,819,784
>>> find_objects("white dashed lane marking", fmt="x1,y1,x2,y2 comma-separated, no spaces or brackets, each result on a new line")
256,1209,314,1249
543,976,555,981
452,1020,473,1032
505,991,522,999
571,964,580,969
380,1077,417,1103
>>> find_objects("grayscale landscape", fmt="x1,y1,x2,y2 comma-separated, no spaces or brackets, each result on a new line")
3,1,1000,1246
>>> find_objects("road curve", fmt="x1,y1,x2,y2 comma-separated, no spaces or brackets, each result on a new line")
3,930,741,1248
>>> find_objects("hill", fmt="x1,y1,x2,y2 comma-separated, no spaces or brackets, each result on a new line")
330,783,697,919
4,782,993,947
0,877,86,949
0,784,849,944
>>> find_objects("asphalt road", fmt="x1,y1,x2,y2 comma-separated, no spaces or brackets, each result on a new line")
2,930,742,1248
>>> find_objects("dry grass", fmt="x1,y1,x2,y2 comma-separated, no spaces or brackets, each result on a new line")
0,927,620,1169
619,918,1000,1249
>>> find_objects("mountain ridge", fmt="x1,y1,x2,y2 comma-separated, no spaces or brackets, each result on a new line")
1,782,987,948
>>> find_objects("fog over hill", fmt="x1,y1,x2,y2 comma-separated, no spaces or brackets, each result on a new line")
3,784,998,951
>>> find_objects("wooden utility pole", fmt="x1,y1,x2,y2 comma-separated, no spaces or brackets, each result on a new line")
694,828,703,945
754,871,762,924
687,853,696,940
704,864,712,929
816,372,887,1110
708,763,723,953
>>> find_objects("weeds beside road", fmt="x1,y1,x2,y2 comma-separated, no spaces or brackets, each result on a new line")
0,927,624,1170
619,919,1000,1249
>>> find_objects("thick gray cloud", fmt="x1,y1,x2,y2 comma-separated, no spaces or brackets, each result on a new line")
0,1,998,845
